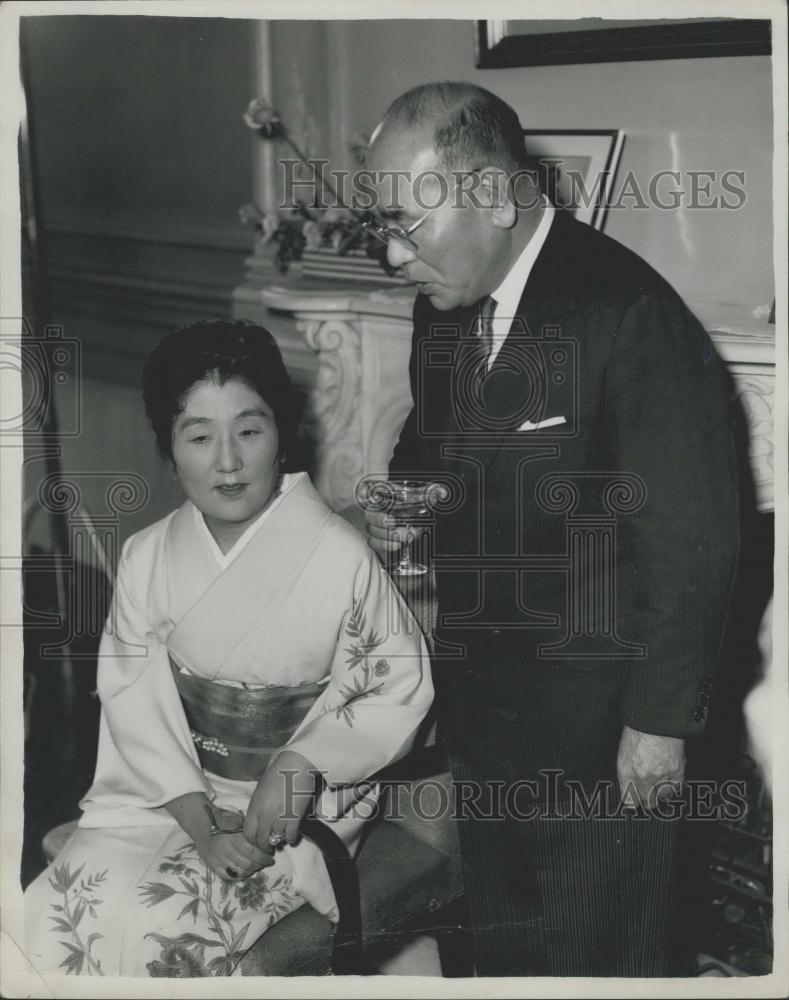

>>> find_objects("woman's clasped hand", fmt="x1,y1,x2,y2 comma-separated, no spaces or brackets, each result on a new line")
23,319,433,978
196,822,275,881
242,750,321,855
194,750,321,881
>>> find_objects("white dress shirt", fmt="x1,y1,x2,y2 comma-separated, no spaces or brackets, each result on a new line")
483,200,555,368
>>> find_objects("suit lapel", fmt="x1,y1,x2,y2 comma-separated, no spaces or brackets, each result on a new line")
422,212,584,480
472,212,580,477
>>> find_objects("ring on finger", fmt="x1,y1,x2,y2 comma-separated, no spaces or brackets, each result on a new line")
226,865,240,879
267,831,286,847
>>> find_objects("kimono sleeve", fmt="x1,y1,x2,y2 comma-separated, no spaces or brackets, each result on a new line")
80,534,212,820
285,548,434,787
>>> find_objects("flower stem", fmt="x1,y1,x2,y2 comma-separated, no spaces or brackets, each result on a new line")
63,890,104,976
201,868,235,956
278,133,346,211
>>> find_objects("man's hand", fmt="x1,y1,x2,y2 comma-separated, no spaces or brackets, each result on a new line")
617,725,685,810
243,750,321,852
364,508,424,561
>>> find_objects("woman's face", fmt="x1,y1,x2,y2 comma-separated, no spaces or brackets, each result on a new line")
171,377,281,552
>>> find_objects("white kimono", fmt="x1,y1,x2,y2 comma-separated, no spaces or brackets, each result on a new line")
24,472,433,977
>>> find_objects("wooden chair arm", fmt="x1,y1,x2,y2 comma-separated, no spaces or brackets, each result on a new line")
297,745,456,975
299,814,364,974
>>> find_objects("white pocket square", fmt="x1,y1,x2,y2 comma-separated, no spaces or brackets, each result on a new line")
518,416,567,432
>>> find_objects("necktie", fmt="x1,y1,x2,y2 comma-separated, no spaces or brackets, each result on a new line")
477,295,496,362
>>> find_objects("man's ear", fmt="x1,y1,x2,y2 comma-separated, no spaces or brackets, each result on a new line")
477,165,517,229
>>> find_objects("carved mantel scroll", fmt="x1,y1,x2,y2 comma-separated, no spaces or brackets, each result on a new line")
261,284,414,510
260,284,777,514
702,323,776,513
297,315,363,509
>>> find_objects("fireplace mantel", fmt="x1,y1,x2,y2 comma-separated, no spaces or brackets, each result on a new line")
256,282,776,514
259,282,415,510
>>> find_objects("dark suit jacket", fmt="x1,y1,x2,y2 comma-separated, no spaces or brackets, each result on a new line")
392,210,740,745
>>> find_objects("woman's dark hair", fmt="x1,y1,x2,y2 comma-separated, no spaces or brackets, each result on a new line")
142,320,299,466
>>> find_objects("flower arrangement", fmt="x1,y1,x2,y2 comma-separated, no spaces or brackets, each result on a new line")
241,98,392,276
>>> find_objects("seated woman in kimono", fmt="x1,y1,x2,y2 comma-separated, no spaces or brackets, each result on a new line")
25,319,434,978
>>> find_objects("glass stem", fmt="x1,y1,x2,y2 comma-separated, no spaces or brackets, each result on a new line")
397,529,414,574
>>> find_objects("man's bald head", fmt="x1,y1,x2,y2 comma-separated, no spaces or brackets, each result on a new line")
370,82,530,176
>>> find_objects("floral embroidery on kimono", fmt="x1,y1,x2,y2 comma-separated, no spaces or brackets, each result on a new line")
24,473,433,977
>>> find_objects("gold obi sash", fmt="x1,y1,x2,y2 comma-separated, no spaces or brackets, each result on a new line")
170,660,324,781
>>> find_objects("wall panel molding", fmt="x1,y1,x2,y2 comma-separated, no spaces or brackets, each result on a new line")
45,218,251,384
46,211,253,251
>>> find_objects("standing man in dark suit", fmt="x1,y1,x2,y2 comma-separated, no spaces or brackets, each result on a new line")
364,82,740,976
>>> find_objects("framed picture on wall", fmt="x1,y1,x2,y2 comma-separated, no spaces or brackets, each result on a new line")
523,129,625,231
476,18,771,67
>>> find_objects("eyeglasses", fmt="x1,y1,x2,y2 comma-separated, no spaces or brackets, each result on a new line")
359,171,483,251
361,209,433,252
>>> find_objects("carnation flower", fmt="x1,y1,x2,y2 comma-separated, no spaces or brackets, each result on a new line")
348,131,371,166
238,202,263,227
243,97,282,136
239,99,401,277
261,213,281,242
322,207,352,225
302,220,323,251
